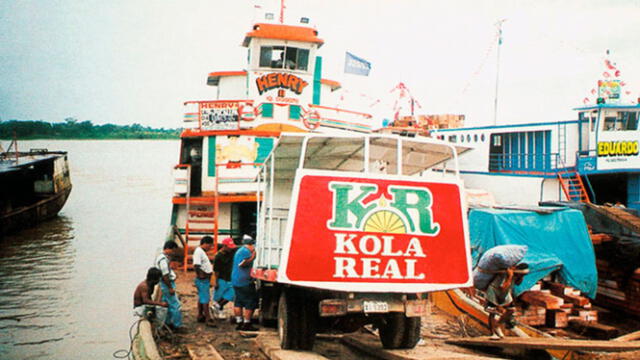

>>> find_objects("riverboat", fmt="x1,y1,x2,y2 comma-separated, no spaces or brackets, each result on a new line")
0,142,72,236
429,56,640,212
167,16,379,267
161,8,478,352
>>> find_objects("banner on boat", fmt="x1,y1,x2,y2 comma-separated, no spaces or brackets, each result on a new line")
596,136,640,170
200,101,239,131
278,172,472,292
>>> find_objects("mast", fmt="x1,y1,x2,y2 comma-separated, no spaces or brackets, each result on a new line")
493,19,506,126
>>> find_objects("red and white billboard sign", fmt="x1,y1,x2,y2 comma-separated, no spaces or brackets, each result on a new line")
277,171,472,292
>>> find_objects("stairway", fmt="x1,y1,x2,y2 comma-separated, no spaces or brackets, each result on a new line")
557,170,590,203
182,207,217,271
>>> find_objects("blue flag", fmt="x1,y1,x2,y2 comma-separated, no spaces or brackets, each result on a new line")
344,52,371,76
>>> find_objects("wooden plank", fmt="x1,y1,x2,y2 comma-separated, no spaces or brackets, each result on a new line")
614,330,640,342
569,319,619,340
519,291,564,309
446,336,640,352
186,343,225,360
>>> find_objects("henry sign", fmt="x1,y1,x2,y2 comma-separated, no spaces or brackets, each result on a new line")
277,173,472,293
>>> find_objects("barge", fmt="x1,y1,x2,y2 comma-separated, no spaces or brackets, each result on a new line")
0,142,72,236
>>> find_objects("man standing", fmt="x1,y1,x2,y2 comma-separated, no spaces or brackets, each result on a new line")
211,237,237,319
133,267,168,318
155,240,184,331
231,234,259,331
193,236,215,325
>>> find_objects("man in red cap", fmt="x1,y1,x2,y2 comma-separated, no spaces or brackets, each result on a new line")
211,237,238,319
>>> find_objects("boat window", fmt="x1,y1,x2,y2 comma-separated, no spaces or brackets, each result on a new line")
481,134,485,142
618,111,639,131
448,135,457,143
474,134,478,142
467,134,471,142
460,135,464,143
260,103,274,118
259,46,309,71
589,111,597,132
289,105,301,120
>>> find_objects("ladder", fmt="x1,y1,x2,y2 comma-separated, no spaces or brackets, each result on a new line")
557,169,590,203
180,164,218,271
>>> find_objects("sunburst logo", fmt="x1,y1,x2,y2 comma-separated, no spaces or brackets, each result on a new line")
327,182,440,236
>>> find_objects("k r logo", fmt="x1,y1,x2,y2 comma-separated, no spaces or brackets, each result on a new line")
327,182,440,236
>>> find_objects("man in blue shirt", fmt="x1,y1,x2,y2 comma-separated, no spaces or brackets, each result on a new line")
231,234,259,331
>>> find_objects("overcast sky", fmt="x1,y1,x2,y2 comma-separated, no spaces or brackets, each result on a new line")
1,0,639,129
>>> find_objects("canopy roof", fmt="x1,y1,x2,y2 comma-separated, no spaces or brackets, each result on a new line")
268,133,469,180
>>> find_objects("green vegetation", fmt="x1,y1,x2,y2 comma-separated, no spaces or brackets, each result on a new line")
0,118,180,139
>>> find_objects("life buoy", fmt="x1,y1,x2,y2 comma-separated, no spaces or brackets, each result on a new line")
238,104,255,121
303,110,321,130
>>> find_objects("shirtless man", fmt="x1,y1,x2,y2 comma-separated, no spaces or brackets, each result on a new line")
133,267,168,318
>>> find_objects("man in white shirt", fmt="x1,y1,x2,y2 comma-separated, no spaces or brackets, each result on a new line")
155,241,184,330
193,236,215,325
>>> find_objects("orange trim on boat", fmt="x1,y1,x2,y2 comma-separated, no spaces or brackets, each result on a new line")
320,79,341,91
172,194,261,205
308,104,372,118
180,129,280,138
243,23,324,47
206,71,248,86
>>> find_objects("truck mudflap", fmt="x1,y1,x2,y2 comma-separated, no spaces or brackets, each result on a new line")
319,298,428,317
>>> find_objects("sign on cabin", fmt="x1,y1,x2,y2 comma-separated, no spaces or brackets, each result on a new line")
201,101,239,130
279,174,471,292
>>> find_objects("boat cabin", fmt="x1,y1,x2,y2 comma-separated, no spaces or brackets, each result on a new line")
430,103,640,211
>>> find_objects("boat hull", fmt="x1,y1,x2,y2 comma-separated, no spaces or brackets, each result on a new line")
0,185,72,236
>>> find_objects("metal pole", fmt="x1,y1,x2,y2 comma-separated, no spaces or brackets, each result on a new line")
493,19,506,126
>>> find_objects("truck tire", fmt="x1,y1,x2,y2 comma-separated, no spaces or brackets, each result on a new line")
400,316,421,348
379,313,405,349
297,297,318,350
379,313,421,349
278,291,300,349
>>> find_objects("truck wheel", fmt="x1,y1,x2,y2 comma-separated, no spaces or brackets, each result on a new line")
400,316,421,348
278,291,300,349
379,313,421,349
378,313,405,349
297,298,318,350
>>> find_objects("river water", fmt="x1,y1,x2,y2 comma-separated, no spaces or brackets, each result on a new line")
0,140,179,360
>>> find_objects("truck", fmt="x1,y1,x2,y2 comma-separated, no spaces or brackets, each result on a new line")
252,133,473,350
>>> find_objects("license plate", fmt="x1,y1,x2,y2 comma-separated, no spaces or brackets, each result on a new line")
363,301,389,313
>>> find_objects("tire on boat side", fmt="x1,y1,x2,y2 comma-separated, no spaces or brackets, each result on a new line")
379,312,420,349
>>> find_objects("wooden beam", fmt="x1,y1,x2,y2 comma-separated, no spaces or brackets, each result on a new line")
446,336,640,352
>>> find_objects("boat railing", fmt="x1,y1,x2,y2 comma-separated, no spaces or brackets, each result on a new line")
182,99,374,133
488,152,560,175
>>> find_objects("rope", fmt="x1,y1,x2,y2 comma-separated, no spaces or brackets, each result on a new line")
112,318,143,359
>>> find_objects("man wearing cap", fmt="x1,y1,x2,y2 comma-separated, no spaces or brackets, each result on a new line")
211,237,237,319
231,234,259,331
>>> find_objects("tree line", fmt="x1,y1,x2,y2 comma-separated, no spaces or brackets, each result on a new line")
0,118,180,139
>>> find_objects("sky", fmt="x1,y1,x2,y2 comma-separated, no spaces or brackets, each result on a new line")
1,0,639,129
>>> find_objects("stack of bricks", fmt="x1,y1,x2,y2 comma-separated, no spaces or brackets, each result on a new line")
515,281,597,328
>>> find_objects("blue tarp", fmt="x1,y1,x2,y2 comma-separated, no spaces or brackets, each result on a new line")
469,208,597,298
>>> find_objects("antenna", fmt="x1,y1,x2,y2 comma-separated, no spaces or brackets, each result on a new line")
493,19,506,126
